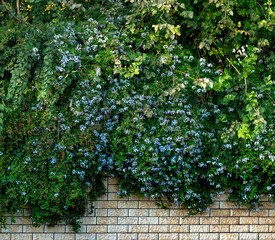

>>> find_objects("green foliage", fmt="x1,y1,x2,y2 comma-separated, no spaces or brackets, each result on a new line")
0,0,274,232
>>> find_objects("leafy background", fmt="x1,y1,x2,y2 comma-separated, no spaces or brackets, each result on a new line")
0,0,274,232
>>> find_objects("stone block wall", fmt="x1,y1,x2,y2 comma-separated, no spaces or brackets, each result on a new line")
1,177,274,240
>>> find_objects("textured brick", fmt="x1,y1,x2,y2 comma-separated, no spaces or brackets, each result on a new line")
215,193,230,201
108,209,128,217
108,185,118,193
75,233,96,240
250,225,268,232
210,225,230,232
108,193,123,201
211,209,230,216
97,217,117,225
97,194,107,201
180,217,200,224
118,201,138,209
81,217,96,224
220,233,239,240
118,233,137,240
95,201,117,208
139,217,158,224
66,225,86,233
231,209,249,216
4,225,22,233
220,201,238,208
190,225,209,232
129,209,148,217
139,201,159,209
149,225,169,232
200,217,219,224
230,225,249,232
95,209,107,216
138,233,158,240
159,233,178,240
250,210,268,217
10,234,32,240
108,177,119,184
129,225,149,233
11,217,31,225
200,233,219,240
97,233,117,240
159,217,179,225
130,195,149,201
209,201,220,208
170,209,188,217
108,225,128,232
118,217,138,225
269,210,275,217
260,195,269,201
262,202,274,208
240,217,258,224
23,225,44,232
259,233,275,239
179,233,199,240
239,233,258,240
170,225,189,232
196,211,210,217
0,234,9,240
44,225,65,233
33,233,54,240
259,217,274,224
54,233,75,240
149,209,169,217
87,225,107,233
270,225,275,232
220,217,239,224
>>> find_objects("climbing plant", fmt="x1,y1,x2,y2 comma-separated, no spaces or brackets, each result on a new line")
0,0,274,232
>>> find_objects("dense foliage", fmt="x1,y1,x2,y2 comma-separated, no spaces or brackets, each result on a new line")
0,0,274,232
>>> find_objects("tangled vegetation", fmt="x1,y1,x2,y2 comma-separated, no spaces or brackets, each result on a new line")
0,0,274,232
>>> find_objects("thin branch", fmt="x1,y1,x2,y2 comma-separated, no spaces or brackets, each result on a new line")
226,57,241,75
1,0,21,22
16,0,20,15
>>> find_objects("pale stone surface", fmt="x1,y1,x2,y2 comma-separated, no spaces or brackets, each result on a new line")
11,234,32,240
259,217,274,224
210,224,230,232
159,233,178,240
230,224,249,232
129,225,148,233
44,225,65,233
33,234,54,240
23,225,44,233
75,233,96,240
259,233,275,239
149,225,169,232
220,233,239,240
138,233,158,240
159,217,179,225
250,224,268,232
199,217,219,224
239,233,258,240
200,233,219,240
97,233,117,240
87,225,107,233
179,233,199,240
138,217,158,224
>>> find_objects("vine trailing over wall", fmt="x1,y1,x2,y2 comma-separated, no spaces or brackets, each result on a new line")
0,0,274,232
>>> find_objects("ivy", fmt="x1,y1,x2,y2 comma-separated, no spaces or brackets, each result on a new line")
0,0,274,232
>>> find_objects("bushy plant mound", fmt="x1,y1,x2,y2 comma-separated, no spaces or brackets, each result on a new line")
0,0,274,232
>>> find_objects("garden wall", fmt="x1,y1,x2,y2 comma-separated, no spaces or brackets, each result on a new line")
1,177,274,240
